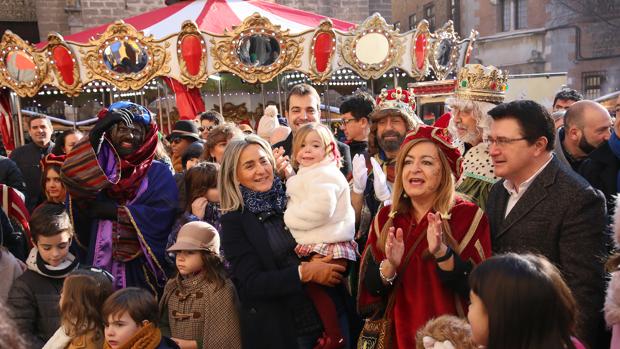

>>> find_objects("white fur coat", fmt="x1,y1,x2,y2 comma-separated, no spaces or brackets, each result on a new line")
284,157,355,245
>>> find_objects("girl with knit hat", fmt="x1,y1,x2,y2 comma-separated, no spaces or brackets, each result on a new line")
159,221,241,349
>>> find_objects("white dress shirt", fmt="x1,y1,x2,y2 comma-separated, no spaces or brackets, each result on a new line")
503,154,554,218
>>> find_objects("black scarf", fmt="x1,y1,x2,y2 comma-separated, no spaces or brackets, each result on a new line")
239,176,287,214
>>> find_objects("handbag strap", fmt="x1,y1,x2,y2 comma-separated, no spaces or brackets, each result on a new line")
383,226,426,318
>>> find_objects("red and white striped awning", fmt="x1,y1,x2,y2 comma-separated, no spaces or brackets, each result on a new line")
55,0,355,44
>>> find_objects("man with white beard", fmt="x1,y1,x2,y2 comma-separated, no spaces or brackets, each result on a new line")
446,64,508,210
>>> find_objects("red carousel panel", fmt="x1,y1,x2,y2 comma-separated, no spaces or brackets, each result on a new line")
181,34,202,76
415,33,427,70
52,46,75,85
313,32,334,73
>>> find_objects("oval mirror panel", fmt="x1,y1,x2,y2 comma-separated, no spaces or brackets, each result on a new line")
181,35,203,76
313,32,334,73
237,35,280,67
355,33,389,65
435,38,452,67
414,33,427,70
52,46,75,85
6,51,36,83
102,40,148,74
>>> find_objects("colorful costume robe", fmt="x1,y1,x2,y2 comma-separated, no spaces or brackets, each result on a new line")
61,138,178,295
357,197,491,349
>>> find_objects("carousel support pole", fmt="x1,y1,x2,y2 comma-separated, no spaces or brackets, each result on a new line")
324,83,331,125
393,68,399,88
277,76,283,113
140,89,145,106
261,84,266,108
14,94,24,146
156,81,164,131
162,82,172,134
72,97,77,130
370,79,375,95
217,76,224,117
101,89,106,109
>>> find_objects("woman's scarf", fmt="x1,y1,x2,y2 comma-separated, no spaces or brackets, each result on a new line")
239,176,287,214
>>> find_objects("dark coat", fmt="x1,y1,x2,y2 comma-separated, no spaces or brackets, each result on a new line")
7,269,64,347
273,132,352,178
579,141,619,216
486,156,608,349
221,208,308,349
9,142,54,212
0,155,26,194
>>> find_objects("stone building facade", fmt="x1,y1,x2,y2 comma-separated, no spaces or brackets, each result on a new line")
392,0,620,99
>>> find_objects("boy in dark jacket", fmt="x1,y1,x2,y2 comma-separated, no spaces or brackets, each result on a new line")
7,203,79,347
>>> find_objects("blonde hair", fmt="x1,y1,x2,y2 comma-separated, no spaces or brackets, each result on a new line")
218,135,276,212
377,139,456,253
291,123,340,168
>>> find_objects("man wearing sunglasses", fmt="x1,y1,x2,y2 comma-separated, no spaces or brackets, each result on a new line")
167,120,201,173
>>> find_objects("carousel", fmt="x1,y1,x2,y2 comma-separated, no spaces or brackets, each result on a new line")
0,0,477,151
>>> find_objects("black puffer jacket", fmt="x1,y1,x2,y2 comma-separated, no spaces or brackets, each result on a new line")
7,247,78,347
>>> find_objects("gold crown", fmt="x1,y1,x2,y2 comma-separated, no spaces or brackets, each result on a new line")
455,64,508,104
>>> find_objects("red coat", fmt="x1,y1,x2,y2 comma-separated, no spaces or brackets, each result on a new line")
357,197,491,349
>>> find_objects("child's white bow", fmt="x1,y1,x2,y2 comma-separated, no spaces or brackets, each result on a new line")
423,336,456,349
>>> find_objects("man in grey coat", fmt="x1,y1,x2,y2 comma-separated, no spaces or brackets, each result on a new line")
485,100,608,349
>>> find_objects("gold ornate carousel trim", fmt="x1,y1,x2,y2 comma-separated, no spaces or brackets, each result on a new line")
308,20,336,83
429,21,461,81
79,20,170,91
411,20,431,78
0,31,48,97
210,13,304,84
339,14,404,80
176,21,208,89
45,33,82,96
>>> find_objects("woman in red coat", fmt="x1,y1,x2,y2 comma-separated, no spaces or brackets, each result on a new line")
357,125,492,349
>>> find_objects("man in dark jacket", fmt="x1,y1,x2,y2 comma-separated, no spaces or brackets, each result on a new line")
485,100,608,349
339,93,375,159
273,84,352,177
0,155,26,195
9,115,54,212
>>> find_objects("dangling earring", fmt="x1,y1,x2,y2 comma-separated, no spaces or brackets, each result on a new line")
402,192,408,198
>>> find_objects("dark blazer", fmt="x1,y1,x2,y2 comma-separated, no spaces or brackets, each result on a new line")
487,156,607,349
273,132,352,178
579,141,619,215
221,209,306,349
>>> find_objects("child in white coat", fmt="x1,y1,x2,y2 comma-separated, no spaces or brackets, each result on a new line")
284,122,356,348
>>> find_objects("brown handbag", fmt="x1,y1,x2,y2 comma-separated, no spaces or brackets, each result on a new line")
357,231,426,349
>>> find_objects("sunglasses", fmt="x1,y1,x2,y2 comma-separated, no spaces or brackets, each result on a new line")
199,125,215,132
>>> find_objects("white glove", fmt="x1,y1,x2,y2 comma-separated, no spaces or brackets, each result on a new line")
370,157,391,202
351,154,368,194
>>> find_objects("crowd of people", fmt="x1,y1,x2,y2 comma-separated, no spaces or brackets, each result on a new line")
0,63,619,349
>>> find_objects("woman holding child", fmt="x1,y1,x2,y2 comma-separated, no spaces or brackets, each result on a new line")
219,135,351,349
357,125,492,349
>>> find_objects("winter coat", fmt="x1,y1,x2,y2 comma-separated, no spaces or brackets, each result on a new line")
284,157,355,245
160,273,241,349
44,326,104,349
7,247,78,347
0,248,23,301
605,199,620,349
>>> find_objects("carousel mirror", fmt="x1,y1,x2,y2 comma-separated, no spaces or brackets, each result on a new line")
237,34,281,67
435,38,453,67
355,33,389,65
6,50,37,82
102,40,149,74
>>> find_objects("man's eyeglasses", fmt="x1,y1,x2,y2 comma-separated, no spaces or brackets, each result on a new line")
342,118,359,125
171,138,183,144
483,136,527,147
199,126,214,132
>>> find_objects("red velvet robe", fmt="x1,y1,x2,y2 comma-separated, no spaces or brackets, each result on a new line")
357,197,491,349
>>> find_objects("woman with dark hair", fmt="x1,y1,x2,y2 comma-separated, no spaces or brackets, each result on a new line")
201,123,242,164
52,130,83,155
357,125,491,349
468,253,585,349
40,153,67,204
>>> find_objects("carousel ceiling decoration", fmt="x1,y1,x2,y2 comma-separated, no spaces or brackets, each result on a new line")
0,31,48,97
210,14,304,83
0,8,477,97
339,14,404,80
79,21,171,91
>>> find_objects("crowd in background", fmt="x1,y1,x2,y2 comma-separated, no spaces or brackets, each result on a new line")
0,63,619,349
